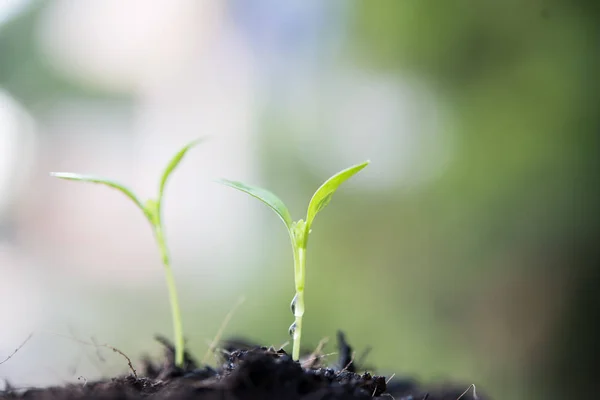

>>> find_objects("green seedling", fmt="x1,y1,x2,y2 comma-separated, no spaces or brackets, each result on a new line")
216,160,370,361
50,139,203,367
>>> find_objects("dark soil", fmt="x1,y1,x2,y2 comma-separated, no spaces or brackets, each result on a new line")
0,332,484,400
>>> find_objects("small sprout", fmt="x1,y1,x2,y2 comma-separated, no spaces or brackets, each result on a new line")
51,138,203,367
216,160,370,360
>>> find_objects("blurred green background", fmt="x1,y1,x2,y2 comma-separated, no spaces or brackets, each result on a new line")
1,1,598,399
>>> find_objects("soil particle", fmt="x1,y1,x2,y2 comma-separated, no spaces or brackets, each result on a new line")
0,332,484,400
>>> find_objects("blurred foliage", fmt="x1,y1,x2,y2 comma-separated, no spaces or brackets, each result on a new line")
0,2,129,112
345,1,600,399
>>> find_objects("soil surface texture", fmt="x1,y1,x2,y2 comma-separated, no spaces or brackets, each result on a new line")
0,332,483,400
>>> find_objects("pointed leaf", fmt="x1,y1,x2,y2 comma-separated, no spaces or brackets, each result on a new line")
159,138,204,200
215,178,293,229
50,172,145,213
306,160,370,228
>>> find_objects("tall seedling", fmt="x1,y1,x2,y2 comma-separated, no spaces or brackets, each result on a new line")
216,161,369,360
51,139,203,367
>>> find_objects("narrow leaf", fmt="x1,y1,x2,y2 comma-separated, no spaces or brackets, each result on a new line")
306,160,370,228
215,178,293,229
159,138,204,200
50,172,145,212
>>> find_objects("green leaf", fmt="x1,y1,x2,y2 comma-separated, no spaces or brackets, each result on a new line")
215,178,293,229
306,160,370,228
50,172,146,213
159,138,204,200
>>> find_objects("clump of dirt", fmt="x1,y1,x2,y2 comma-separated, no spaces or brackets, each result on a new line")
0,332,483,400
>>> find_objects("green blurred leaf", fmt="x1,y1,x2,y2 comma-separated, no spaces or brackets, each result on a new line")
306,161,370,228
159,138,204,200
0,3,132,111
215,178,293,229
50,172,145,213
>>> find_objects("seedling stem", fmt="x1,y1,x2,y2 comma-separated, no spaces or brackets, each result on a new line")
153,223,184,366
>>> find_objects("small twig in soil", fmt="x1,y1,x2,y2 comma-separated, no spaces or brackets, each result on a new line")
456,384,478,399
217,348,232,357
0,333,33,365
47,332,137,378
202,296,246,364
278,341,290,351
106,346,137,378
302,337,329,368
302,352,338,369
313,337,329,355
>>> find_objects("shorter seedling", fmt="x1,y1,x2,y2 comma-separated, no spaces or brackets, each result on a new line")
216,160,369,361
50,139,203,367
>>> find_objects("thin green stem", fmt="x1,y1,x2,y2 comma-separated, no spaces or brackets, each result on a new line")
291,245,306,361
153,224,185,367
